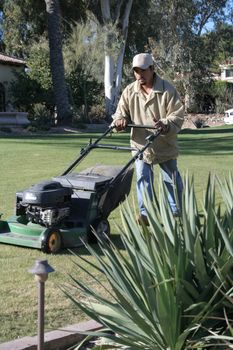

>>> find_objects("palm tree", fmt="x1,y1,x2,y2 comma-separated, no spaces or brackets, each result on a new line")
45,0,71,125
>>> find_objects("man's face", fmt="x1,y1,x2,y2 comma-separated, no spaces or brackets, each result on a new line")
133,66,154,85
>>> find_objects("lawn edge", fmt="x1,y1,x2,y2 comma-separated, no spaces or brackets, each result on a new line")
0,319,102,350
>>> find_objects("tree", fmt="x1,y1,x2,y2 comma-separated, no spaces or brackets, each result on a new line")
1,0,46,57
64,22,105,121
207,23,233,70
45,0,71,124
10,41,55,115
1,0,232,117
1,0,87,57
86,0,133,118
145,0,230,112
1,0,89,124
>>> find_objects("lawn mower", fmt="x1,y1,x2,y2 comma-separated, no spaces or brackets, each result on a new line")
0,124,161,253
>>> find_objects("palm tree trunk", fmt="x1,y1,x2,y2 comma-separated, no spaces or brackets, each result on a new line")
45,0,71,125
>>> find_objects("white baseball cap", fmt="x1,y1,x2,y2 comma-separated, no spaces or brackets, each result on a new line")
132,53,154,69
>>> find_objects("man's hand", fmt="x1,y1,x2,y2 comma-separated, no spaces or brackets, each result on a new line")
153,119,169,134
113,119,128,131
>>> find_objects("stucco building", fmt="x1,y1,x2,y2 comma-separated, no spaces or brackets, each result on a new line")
219,59,233,83
0,53,29,126
0,53,26,112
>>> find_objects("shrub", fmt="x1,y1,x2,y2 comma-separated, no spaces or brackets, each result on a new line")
67,66,104,123
27,103,54,131
192,117,207,128
211,81,233,113
63,173,233,350
10,71,55,115
10,40,55,115
88,104,106,123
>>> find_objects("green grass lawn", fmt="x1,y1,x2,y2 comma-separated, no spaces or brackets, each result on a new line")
0,125,232,343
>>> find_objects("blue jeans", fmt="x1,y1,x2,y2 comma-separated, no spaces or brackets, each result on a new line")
135,158,183,216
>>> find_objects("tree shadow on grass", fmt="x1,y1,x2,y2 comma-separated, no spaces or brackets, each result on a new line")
178,127,233,155
0,132,130,144
179,135,233,155
180,126,233,135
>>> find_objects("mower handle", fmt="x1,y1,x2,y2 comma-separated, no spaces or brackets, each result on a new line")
61,124,161,176
126,123,158,129
108,127,162,187
111,123,159,130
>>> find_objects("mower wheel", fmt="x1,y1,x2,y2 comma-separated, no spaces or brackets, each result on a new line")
88,219,110,243
42,230,62,254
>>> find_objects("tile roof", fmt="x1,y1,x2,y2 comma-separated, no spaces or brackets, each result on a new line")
0,53,26,66
219,58,233,67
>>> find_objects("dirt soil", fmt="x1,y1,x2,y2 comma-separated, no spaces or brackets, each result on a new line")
182,113,224,129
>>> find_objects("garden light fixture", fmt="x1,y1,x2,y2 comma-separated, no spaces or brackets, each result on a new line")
29,259,55,350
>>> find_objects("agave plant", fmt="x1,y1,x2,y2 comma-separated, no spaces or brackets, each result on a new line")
63,173,233,350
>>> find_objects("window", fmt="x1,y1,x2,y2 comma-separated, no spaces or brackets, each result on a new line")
225,69,233,78
0,83,5,111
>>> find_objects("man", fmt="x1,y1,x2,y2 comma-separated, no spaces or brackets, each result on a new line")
112,53,184,225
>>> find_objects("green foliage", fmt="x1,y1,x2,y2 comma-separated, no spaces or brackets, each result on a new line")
134,0,230,112
1,0,48,57
10,71,55,115
210,81,233,112
64,173,233,350
207,24,233,71
1,0,87,57
64,22,106,122
67,66,104,123
64,21,106,84
27,103,54,131
2,0,232,116
9,40,55,115
27,40,53,90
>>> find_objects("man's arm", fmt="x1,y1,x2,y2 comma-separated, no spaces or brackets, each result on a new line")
155,81,184,135
159,87,184,135
112,87,130,131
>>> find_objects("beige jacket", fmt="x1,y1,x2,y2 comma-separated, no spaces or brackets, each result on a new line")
113,74,184,164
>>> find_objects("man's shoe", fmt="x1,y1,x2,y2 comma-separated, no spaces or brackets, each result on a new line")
137,214,149,226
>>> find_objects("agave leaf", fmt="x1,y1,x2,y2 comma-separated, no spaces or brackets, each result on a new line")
65,274,118,307
112,287,163,339
155,280,182,349
181,177,196,255
84,303,166,349
217,173,233,213
214,212,233,256
201,173,221,257
68,257,117,300
193,233,211,287
158,179,176,244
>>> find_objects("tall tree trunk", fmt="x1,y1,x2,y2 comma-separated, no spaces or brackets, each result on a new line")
45,0,71,125
100,0,133,118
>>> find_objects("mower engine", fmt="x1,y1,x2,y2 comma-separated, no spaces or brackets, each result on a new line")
19,180,73,227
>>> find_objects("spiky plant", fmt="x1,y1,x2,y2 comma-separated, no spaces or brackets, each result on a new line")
63,173,233,350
